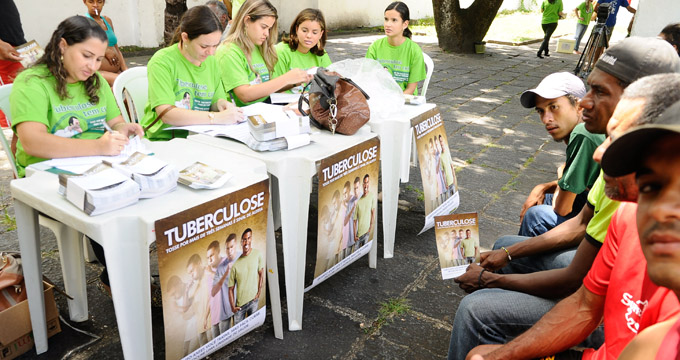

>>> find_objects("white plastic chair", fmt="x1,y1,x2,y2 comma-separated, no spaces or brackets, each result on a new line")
0,84,97,272
421,52,434,99
112,66,148,124
401,53,435,182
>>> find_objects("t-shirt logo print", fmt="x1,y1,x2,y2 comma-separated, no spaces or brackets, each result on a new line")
621,292,648,333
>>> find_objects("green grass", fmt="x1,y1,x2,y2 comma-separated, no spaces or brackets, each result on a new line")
363,298,411,335
405,185,425,202
1,208,16,231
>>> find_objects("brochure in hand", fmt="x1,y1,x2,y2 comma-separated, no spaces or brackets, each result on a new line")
178,161,232,189
15,40,44,68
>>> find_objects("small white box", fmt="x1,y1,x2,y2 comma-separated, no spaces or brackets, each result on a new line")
556,38,575,53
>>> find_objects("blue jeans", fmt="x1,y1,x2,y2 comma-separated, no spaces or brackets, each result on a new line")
518,193,566,237
447,288,604,360
574,23,588,51
492,235,577,274
233,299,258,324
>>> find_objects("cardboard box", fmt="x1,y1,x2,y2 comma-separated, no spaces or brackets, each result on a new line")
0,282,61,360
556,38,576,53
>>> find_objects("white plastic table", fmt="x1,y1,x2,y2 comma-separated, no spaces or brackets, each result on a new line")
369,103,437,258
13,139,282,358
188,126,379,331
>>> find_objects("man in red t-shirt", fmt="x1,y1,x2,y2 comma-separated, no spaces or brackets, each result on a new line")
602,100,680,359
465,75,680,360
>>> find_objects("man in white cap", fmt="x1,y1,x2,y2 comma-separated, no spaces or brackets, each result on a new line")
518,72,605,237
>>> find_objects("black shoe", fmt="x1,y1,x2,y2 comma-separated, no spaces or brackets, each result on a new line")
544,53,550,57
537,53,544,59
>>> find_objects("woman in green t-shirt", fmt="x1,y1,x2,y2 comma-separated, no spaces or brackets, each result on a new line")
216,0,313,106
365,1,426,95
10,15,143,177
538,0,565,58
272,8,332,93
141,6,243,141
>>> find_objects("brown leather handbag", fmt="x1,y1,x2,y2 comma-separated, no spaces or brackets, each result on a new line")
298,68,370,135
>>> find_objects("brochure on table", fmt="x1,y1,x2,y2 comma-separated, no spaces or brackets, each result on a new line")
434,212,480,279
305,137,380,292
154,180,269,360
412,106,460,233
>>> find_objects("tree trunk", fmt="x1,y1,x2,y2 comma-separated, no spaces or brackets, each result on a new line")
432,0,504,53
164,0,187,46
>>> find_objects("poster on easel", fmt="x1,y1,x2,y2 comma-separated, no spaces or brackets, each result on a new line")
434,212,480,279
305,137,380,292
412,106,460,234
154,180,269,360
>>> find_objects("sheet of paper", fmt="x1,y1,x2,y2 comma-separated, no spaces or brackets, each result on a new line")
270,93,301,104
285,134,310,150
46,136,149,170
275,115,298,138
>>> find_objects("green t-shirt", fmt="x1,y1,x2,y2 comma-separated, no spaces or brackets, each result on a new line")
272,42,332,94
541,0,563,24
141,43,226,141
216,42,271,107
353,191,375,237
10,65,121,178
461,237,476,257
584,172,621,245
228,248,263,307
577,2,594,25
558,123,605,194
365,37,426,95
440,149,455,187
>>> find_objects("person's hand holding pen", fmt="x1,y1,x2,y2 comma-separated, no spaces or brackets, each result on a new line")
99,121,143,155
213,98,245,125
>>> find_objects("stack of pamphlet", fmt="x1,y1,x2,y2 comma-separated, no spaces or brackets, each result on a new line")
107,152,179,198
58,153,179,216
178,162,232,189
59,163,141,216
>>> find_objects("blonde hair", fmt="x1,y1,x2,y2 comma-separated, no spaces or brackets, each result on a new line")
224,0,278,73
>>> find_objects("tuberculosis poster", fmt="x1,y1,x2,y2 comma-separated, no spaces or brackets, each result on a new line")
155,180,269,359
434,212,480,279
412,106,460,233
306,137,380,291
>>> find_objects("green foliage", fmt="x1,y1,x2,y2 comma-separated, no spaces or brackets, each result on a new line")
363,297,411,335
1,208,16,231
405,185,425,202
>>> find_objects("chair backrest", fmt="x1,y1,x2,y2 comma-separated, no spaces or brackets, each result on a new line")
112,66,148,124
421,52,434,99
0,84,18,178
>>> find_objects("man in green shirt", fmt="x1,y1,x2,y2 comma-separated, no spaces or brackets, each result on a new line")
518,72,605,237
353,174,376,249
573,0,594,54
461,229,478,264
228,228,264,324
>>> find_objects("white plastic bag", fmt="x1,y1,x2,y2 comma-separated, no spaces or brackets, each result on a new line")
327,58,405,119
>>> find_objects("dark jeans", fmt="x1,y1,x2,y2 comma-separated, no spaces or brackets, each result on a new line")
538,22,558,55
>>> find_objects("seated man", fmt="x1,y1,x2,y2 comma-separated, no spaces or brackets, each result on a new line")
448,39,680,360
518,72,604,237
606,102,680,359
468,87,680,360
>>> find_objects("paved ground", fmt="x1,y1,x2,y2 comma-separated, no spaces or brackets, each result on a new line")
1,32,592,359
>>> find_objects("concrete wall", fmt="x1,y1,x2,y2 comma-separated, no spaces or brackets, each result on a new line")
16,0,433,48
630,0,680,37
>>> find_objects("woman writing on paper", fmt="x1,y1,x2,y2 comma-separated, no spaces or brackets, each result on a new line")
10,15,142,178
272,8,331,94
82,0,127,86
141,5,243,142
216,0,313,106
365,1,426,95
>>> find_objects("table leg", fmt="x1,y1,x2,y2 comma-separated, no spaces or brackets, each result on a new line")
265,185,283,339
276,171,311,331
41,216,88,321
14,200,48,354
103,222,153,359
377,124,409,259
400,128,413,183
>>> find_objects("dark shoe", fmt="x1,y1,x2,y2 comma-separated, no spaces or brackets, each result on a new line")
544,53,550,57
537,53,544,59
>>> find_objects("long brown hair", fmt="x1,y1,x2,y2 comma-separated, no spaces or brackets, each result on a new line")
35,15,108,103
283,8,327,57
225,0,278,73
171,5,223,46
